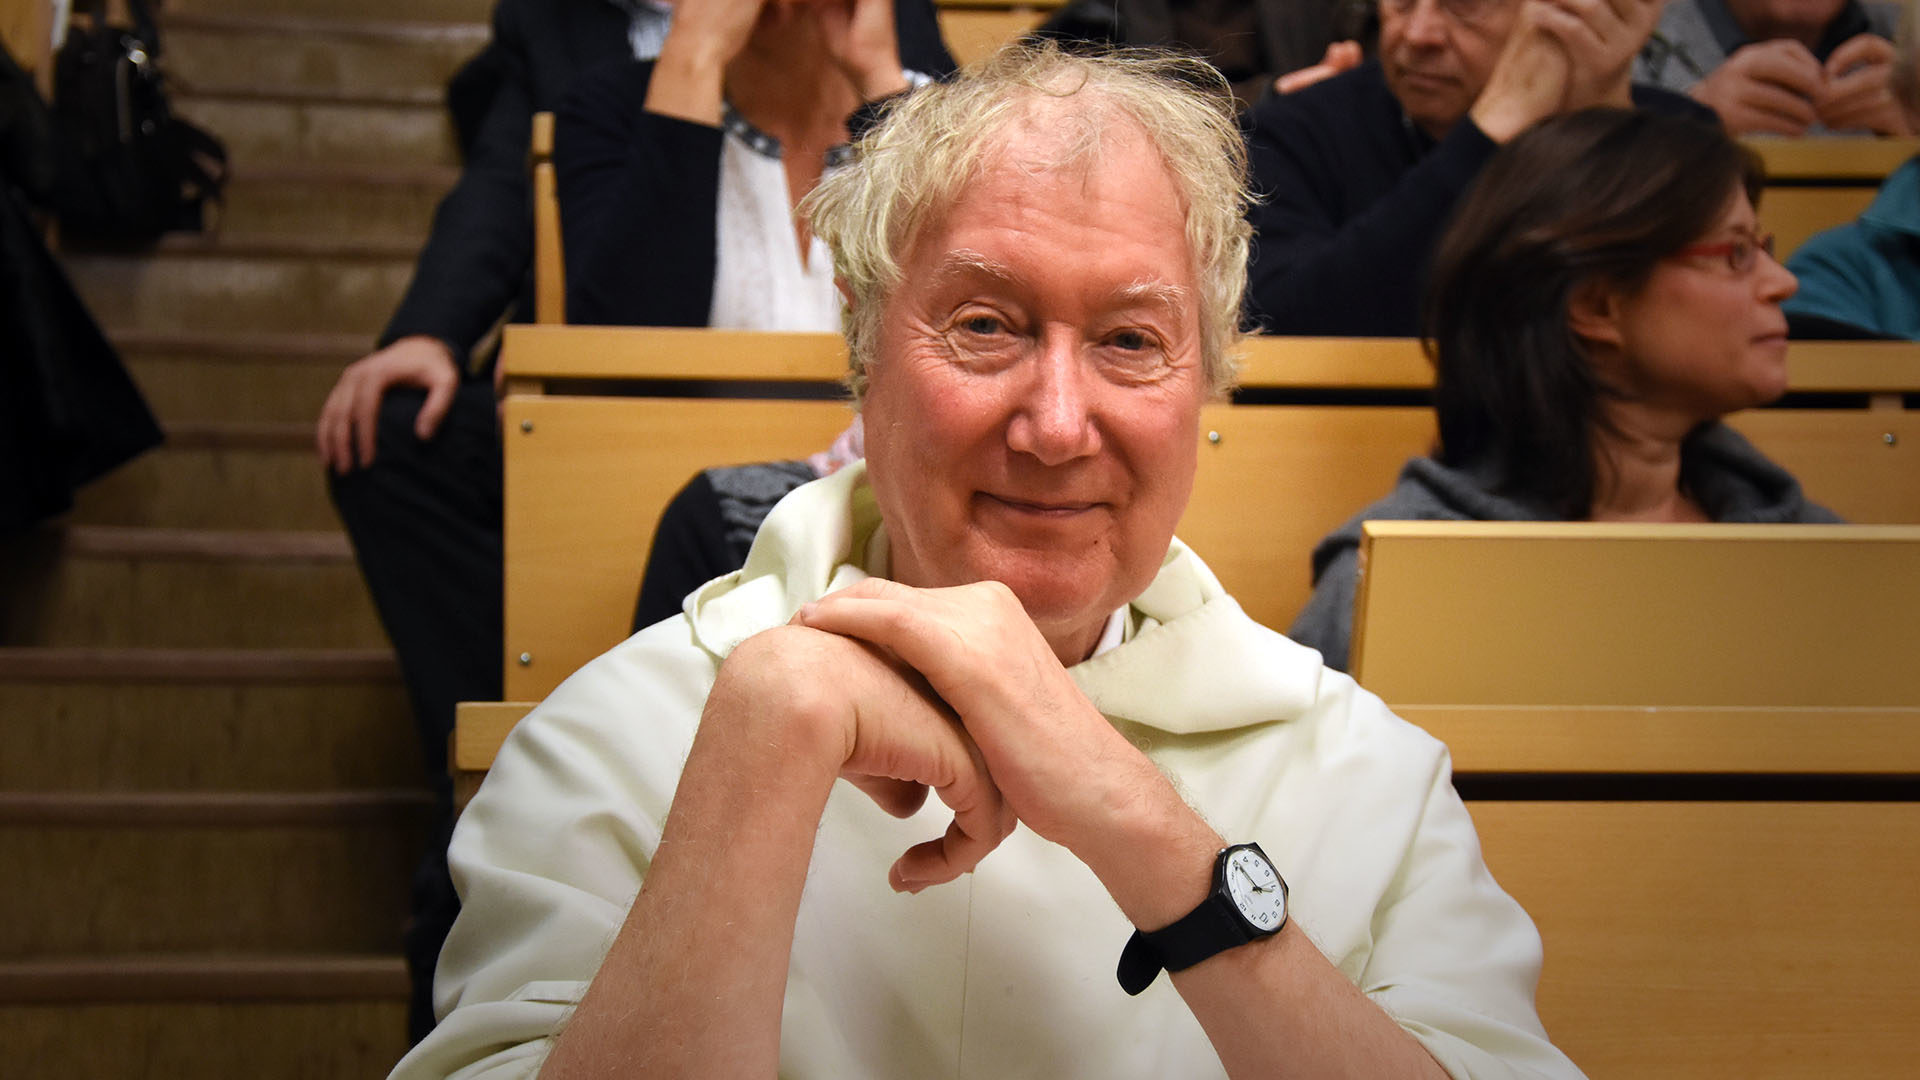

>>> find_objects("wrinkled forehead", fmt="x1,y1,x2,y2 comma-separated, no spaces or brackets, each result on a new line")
899,96,1184,263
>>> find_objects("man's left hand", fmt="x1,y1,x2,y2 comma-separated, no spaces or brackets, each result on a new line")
816,0,909,102
1814,34,1912,134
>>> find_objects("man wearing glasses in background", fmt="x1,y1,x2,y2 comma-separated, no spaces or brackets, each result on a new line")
1243,0,1716,336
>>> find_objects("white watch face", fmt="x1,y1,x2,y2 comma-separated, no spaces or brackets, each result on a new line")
1224,848,1286,932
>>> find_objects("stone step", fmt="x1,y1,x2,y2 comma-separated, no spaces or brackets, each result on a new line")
176,91,458,169
115,330,366,427
63,248,414,337
166,15,489,106
1,957,408,1078
165,0,494,25
0,526,384,650
216,162,455,246
0,647,416,792
68,425,337,532
0,793,428,959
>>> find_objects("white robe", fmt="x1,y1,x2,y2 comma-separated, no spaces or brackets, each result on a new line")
391,463,1584,1080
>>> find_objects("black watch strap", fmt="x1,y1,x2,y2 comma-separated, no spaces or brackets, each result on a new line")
1115,844,1285,996
1117,893,1254,995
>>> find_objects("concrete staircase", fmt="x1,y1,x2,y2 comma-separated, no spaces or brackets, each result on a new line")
5,4,491,1075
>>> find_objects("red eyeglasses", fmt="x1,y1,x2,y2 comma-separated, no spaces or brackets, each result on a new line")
1668,231,1776,274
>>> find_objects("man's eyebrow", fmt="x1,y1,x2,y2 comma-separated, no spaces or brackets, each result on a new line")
931,249,1020,286
932,252,1191,311
1109,279,1190,312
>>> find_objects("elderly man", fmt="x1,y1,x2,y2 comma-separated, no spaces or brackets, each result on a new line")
390,45,1582,1080
1243,0,1710,335
1635,0,1907,133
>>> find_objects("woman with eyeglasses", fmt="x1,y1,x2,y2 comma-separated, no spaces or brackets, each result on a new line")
1288,107,1841,674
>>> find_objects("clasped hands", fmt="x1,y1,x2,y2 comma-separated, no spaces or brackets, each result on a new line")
649,0,906,125
1471,0,1663,141
1692,34,1911,135
720,577,1166,894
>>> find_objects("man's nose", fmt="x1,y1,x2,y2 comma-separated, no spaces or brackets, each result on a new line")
1007,335,1101,466
1401,0,1453,45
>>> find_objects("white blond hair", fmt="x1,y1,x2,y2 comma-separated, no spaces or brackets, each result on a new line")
802,42,1253,402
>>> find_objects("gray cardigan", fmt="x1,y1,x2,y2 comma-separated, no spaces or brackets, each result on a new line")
1286,423,1843,673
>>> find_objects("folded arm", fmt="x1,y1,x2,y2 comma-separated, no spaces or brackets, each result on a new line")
794,578,1452,1079
538,623,1013,1078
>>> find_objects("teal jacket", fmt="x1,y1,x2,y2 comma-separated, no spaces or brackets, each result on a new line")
1785,156,1920,341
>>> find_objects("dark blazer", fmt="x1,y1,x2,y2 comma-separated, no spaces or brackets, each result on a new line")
383,0,954,363
379,0,631,361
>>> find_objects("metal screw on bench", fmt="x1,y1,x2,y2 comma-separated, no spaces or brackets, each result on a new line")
1885,432,1898,446
518,652,532,666
521,420,534,433
1207,431,1222,445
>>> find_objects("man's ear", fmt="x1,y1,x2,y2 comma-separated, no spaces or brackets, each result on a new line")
836,277,854,308
1566,277,1625,351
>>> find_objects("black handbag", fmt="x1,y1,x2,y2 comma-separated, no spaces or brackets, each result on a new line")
52,0,227,244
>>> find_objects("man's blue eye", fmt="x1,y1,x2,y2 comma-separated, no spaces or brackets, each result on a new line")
962,316,1001,335
1111,331,1150,350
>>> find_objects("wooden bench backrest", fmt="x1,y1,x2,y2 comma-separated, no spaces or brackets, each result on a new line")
1474,798,1920,1079
1350,521,1920,707
499,327,1920,700
1746,136,1917,258
531,111,563,324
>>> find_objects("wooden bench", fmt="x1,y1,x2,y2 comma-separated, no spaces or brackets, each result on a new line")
1747,136,1919,259
1340,519,1920,1076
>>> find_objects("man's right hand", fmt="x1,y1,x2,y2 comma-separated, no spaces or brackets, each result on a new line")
1688,39,1823,134
1471,0,1661,142
714,623,1016,893
315,334,458,475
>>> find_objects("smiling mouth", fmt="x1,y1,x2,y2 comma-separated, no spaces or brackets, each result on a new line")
983,493,1103,516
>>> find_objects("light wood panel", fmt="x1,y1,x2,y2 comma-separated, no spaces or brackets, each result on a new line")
452,700,533,773
1351,522,1920,707
0,0,54,91
502,394,855,699
531,112,563,324
1402,704,1920,773
1764,186,1879,259
1183,404,1433,630
1473,800,1920,1079
1727,409,1920,523
938,7,1049,67
1745,136,1920,180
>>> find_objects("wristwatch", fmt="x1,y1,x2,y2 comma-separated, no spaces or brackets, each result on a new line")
1116,842,1288,996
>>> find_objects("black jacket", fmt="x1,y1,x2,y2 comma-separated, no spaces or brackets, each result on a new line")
0,39,162,534
1244,60,1718,336
379,0,632,361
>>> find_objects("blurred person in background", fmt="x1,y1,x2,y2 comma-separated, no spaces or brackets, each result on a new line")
1635,0,1909,133
1291,108,1840,672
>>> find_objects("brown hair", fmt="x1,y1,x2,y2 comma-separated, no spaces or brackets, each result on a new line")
1423,107,1764,518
